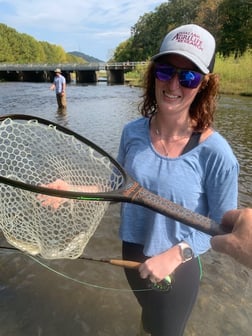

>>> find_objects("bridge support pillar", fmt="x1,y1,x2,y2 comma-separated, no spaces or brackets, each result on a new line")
0,71,23,81
76,70,97,83
22,71,49,82
107,69,124,84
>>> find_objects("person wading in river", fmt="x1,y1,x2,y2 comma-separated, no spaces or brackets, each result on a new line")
50,68,67,110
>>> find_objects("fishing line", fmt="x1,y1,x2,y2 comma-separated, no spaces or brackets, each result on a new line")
0,247,152,292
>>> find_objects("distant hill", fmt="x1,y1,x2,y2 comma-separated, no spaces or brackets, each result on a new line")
68,51,104,63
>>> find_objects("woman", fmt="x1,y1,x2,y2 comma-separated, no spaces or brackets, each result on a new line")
117,24,239,335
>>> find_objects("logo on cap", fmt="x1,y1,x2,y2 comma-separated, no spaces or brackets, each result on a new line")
172,31,203,51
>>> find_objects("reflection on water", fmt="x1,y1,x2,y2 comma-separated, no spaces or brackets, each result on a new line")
0,82,251,335
214,96,252,208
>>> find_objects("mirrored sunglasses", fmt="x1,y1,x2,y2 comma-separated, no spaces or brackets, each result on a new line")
155,64,204,89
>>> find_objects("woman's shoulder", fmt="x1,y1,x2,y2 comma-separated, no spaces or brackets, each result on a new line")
122,117,148,134
202,130,232,149
199,130,238,165
124,117,147,128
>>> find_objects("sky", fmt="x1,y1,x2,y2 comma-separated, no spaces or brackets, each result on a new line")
0,0,166,61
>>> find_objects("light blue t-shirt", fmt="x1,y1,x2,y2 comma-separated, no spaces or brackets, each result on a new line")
117,117,239,257
53,74,66,94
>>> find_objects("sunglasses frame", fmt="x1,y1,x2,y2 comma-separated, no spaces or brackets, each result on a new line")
154,63,204,89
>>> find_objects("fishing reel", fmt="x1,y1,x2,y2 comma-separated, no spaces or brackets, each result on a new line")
147,274,174,292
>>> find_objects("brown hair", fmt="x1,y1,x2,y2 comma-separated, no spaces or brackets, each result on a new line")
139,62,220,131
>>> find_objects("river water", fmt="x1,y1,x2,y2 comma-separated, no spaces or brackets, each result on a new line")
0,82,251,336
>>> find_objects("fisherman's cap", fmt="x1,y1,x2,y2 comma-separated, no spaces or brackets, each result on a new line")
152,24,216,74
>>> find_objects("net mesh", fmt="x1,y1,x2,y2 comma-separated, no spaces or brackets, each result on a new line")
0,118,123,259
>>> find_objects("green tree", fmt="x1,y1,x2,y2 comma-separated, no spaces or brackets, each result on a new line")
0,23,85,64
113,39,134,62
167,0,204,26
0,24,15,62
131,3,172,60
217,0,252,57
113,0,206,62
194,0,222,46
113,0,252,62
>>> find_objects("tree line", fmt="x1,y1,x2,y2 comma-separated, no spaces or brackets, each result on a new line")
113,0,252,62
0,23,85,64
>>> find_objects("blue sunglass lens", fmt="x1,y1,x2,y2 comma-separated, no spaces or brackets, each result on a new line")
155,65,175,82
179,70,202,88
155,65,203,89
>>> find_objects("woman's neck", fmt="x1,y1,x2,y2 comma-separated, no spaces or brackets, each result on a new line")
152,113,193,139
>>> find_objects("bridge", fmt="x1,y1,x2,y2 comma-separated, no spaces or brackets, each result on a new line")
0,62,147,84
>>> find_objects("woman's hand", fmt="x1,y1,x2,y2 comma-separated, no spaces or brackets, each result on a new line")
37,179,70,209
41,179,71,191
37,179,100,209
138,245,183,283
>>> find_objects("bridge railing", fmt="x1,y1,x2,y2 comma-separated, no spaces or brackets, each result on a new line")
0,62,147,72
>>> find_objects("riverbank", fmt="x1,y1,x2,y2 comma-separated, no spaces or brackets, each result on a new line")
215,51,252,96
125,50,252,97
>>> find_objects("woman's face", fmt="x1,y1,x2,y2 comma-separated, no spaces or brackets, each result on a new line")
155,54,203,116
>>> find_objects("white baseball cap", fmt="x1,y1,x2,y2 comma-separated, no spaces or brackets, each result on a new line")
152,24,216,74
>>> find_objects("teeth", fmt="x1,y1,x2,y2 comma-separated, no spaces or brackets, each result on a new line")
163,91,178,98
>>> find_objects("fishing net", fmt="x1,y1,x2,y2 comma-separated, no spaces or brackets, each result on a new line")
0,118,122,259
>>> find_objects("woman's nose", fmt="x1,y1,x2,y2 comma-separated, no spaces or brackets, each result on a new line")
167,73,180,90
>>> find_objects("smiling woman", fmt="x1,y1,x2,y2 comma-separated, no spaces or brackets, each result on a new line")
117,23,239,336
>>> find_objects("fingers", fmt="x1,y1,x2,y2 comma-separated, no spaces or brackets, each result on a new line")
37,194,67,209
40,179,69,190
138,262,162,283
36,179,70,209
211,235,231,254
211,210,240,253
149,275,161,284
221,209,241,229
